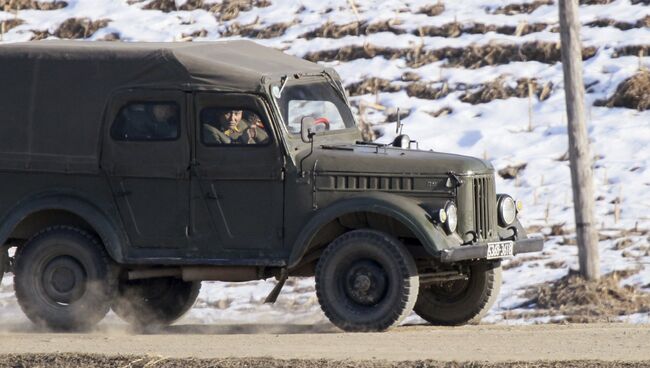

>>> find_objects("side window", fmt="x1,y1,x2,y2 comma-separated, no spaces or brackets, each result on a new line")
111,102,180,141
201,107,270,146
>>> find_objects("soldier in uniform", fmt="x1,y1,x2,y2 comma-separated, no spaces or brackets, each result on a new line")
203,109,269,145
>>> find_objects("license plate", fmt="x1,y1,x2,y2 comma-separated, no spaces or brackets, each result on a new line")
486,241,514,259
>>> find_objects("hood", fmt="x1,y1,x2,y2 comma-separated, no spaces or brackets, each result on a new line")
300,144,493,176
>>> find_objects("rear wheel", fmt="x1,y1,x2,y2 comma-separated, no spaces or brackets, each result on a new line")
13,226,117,331
414,262,501,326
112,277,201,328
315,229,419,332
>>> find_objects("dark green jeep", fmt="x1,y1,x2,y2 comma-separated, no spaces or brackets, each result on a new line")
0,40,542,332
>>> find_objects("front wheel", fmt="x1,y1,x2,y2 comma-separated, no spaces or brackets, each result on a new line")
315,229,419,332
414,262,501,326
112,277,201,328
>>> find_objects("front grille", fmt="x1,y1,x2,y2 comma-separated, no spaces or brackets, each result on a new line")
472,176,497,240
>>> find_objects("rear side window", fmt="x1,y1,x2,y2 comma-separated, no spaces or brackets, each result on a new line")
111,102,180,141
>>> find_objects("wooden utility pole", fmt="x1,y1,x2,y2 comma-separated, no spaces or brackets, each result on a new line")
558,0,600,280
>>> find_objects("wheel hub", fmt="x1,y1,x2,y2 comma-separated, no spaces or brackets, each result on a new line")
42,256,87,304
344,260,388,306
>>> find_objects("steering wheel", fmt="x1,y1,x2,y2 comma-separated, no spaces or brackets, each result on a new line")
313,117,331,131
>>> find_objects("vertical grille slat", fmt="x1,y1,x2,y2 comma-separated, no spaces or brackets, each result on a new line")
473,175,497,241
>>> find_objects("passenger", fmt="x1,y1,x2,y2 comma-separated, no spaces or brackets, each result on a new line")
203,109,268,145
150,104,179,139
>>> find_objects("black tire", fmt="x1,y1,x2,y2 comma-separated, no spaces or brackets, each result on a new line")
112,277,201,328
13,226,117,331
315,229,419,332
414,262,501,326
0,247,7,277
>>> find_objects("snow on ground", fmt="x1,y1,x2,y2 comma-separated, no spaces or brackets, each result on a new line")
0,0,648,327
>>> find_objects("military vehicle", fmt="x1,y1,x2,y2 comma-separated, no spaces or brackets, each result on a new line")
0,41,542,332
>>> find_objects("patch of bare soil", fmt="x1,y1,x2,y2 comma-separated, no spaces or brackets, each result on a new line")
53,17,110,39
417,2,444,17
304,42,596,69
462,77,553,104
490,0,553,15
346,77,401,96
498,162,527,180
406,81,451,100
143,0,270,20
222,20,292,38
595,71,650,111
631,0,650,4
515,270,650,323
0,0,66,11
302,20,407,40
1,18,23,33
0,354,648,368
580,0,614,4
416,22,548,38
586,16,650,30
612,45,650,59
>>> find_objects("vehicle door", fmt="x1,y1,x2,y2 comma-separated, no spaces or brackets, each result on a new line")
193,92,285,258
101,89,191,252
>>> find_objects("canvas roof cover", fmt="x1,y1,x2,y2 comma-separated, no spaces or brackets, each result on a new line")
0,41,326,173
0,40,326,91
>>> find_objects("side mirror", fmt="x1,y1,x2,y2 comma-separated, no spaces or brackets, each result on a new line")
301,116,316,143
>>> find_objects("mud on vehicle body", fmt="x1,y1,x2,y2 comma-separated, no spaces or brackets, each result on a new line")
0,41,543,332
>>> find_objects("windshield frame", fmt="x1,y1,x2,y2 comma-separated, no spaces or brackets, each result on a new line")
269,75,360,142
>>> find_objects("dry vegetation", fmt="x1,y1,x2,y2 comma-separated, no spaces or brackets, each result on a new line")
595,71,650,111
489,0,553,15
222,20,292,38
302,20,407,40
0,354,648,368
142,0,271,20
304,42,597,69
417,2,445,17
510,270,650,323
0,18,22,33
498,162,528,180
613,45,650,58
0,0,66,11
461,77,553,104
585,15,650,30
30,17,110,40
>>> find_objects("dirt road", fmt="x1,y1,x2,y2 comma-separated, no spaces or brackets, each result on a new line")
0,323,648,363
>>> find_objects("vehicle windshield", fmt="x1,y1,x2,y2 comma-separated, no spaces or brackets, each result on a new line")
274,80,356,135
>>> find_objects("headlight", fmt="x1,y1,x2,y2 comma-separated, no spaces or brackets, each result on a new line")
498,195,517,226
444,201,458,234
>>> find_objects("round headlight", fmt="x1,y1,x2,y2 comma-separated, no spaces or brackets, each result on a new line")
392,134,410,148
498,195,517,226
444,201,458,234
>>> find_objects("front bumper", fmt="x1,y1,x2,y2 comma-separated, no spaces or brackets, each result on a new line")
438,237,544,263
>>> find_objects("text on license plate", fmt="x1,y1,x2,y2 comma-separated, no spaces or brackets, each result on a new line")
486,241,514,259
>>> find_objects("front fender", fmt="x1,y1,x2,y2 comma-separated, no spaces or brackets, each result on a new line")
0,190,127,263
288,192,461,268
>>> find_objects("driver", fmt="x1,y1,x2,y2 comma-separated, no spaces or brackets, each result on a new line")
203,109,268,145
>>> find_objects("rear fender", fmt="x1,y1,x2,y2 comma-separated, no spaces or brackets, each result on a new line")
0,191,126,263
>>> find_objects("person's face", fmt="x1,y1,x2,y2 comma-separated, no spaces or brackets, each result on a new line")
153,105,174,122
218,110,242,129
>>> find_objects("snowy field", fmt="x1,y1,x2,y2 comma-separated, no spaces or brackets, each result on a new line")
0,0,649,327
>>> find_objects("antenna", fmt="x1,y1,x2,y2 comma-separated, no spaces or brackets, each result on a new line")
395,107,403,135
